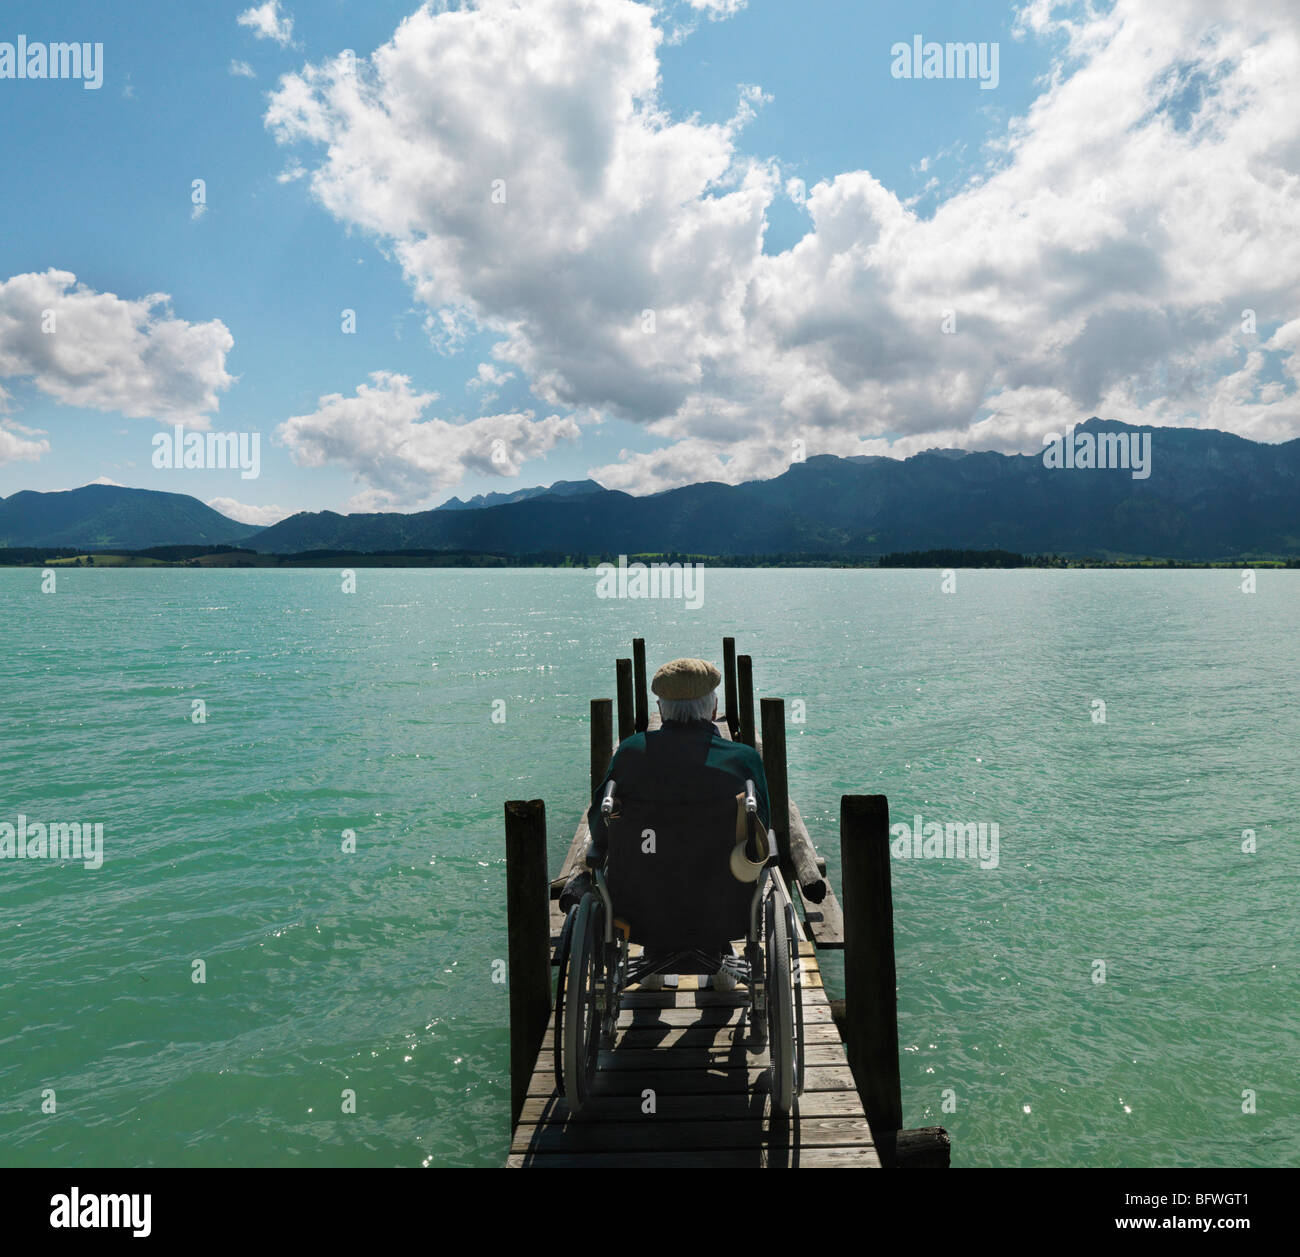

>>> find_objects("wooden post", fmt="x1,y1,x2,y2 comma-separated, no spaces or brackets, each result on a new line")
632,638,648,733
841,794,903,1167
788,799,827,903
737,655,756,748
616,658,634,742
896,1127,951,1168
722,637,739,739
590,699,613,796
505,798,552,1132
760,698,792,884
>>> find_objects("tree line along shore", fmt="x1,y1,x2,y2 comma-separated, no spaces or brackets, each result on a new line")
1,545,1297,569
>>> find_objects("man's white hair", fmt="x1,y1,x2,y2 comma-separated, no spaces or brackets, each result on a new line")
657,692,717,723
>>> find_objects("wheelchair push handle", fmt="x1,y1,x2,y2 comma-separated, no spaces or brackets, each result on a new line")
741,780,779,866
600,779,617,816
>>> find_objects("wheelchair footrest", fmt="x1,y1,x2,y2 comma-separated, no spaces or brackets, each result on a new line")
634,973,679,990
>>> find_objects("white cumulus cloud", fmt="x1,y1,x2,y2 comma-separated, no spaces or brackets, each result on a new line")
264,0,1300,494
0,270,235,426
684,0,748,15
238,1,293,47
207,497,290,526
0,419,50,466
275,370,580,506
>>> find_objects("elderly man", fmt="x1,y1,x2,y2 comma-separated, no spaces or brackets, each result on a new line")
560,656,771,990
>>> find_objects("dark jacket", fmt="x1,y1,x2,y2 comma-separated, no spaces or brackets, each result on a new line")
587,719,771,857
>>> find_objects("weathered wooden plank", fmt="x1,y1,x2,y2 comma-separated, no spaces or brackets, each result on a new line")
527,1044,850,1074
554,813,591,889
612,991,758,1013
517,1088,867,1125
614,1002,837,1027
788,798,827,904
548,917,824,956
512,1116,876,1155
525,1064,859,1098
613,987,837,1019
540,1021,845,1052
546,959,827,985
628,964,822,990
800,886,844,949
595,1022,841,1049
549,897,568,944
612,958,821,987
508,1145,880,1168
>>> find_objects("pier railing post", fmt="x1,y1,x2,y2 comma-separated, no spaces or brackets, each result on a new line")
632,638,648,733
722,637,739,739
738,655,756,748
760,697,792,884
505,798,552,1132
616,658,634,743
841,794,903,1167
590,698,613,796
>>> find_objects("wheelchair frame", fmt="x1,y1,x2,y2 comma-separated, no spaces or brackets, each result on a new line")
555,778,805,1115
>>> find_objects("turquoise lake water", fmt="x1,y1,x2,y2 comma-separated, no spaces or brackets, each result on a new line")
0,567,1296,1167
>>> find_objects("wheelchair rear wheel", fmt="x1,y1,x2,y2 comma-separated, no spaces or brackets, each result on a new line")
562,892,606,1112
786,897,805,1098
553,905,577,1095
764,890,802,1114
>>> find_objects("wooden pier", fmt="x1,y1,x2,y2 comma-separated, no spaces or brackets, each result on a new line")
504,638,949,1169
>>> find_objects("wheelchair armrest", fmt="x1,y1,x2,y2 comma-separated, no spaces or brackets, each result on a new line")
583,839,604,869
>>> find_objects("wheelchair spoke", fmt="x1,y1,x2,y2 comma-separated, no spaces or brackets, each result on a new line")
765,889,796,1114
562,893,605,1113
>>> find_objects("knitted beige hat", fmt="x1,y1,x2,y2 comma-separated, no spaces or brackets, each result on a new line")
651,657,721,700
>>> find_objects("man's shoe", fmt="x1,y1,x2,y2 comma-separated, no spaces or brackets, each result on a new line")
711,968,737,993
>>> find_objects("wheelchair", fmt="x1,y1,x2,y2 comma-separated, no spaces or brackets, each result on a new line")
555,778,805,1115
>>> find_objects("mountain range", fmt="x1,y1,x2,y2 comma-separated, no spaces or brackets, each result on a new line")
2,420,1297,559
0,482,259,550
436,479,604,510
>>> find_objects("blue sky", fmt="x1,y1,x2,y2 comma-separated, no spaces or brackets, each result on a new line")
1,0,1296,523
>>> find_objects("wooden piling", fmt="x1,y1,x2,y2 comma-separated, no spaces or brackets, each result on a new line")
722,637,739,739
788,800,828,903
840,794,903,1167
504,798,552,1131
616,658,635,742
632,638,648,733
896,1127,951,1169
737,655,756,748
759,697,791,883
590,698,613,796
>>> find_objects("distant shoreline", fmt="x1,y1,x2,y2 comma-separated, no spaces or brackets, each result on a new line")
2,546,1297,570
